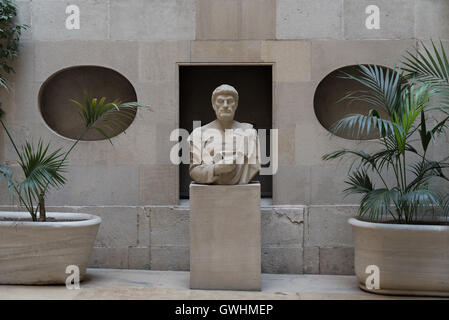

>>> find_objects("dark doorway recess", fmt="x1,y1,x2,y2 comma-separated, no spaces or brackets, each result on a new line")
179,65,273,199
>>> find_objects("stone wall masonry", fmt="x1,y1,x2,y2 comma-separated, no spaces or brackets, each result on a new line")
110,0,196,40
276,0,344,40
0,205,357,274
196,0,276,40
31,0,109,41
276,0,449,41
14,0,449,43
343,0,415,40
415,0,449,40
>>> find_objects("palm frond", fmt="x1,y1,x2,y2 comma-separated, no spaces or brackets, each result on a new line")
429,86,449,110
402,40,449,84
401,188,439,207
17,140,67,201
389,85,433,154
399,188,441,222
322,149,373,164
398,84,432,133
372,148,396,172
71,93,149,143
344,169,374,196
440,196,449,217
359,188,400,222
0,77,9,91
0,164,15,192
330,113,402,138
408,159,449,191
419,110,432,152
402,40,449,110
339,64,403,116
429,113,449,141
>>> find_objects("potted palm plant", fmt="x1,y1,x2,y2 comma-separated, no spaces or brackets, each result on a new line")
323,42,449,296
0,0,148,284
0,96,145,284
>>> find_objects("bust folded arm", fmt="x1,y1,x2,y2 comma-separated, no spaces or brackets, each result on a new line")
189,163,218,184
188,140,219,184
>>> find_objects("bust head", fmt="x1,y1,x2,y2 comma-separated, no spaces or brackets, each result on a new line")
211,84,239,122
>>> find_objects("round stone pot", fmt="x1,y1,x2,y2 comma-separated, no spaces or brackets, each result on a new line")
0,212,101,285
349,217,449,297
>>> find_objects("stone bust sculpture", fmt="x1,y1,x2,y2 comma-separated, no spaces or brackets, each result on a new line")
188,84,260,185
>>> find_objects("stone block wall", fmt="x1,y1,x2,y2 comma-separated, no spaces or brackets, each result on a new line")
0,0,448,274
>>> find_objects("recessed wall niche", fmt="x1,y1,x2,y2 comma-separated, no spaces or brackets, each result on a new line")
39,66,137,141
179,65,273,199
314,65,392,140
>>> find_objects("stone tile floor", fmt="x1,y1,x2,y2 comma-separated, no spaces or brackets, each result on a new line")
0,269,443,300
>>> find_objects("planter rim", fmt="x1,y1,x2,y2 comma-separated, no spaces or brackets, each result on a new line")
0,211,101,228
348,217,449,231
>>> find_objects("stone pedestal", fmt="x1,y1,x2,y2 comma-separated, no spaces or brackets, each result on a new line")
190,182,261,291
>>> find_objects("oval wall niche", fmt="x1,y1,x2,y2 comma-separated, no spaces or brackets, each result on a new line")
39,66,137,141
313,65,392,140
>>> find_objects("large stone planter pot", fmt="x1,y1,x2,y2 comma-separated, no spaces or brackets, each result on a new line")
0,212,101,285
349,217,449,297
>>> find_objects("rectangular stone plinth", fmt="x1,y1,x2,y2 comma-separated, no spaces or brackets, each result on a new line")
190,182,261,291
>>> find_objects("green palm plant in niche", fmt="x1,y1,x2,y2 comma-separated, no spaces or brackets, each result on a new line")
322,43,449,224
0,95,147,221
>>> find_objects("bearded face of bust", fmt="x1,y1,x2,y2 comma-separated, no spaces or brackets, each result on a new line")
211,84,239,122
213,94,237,122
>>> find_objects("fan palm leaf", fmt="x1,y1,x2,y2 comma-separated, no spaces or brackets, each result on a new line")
17,140,67,202
403,40,449,84
408,158,449,191
331,64,411,139
359,188,400,222
399,188,442,222
70,93,148,143
330,113,402,138
403,40,449,112
0,164,14,191
322,149,375,167
339,64,403,116
344,169,374,196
